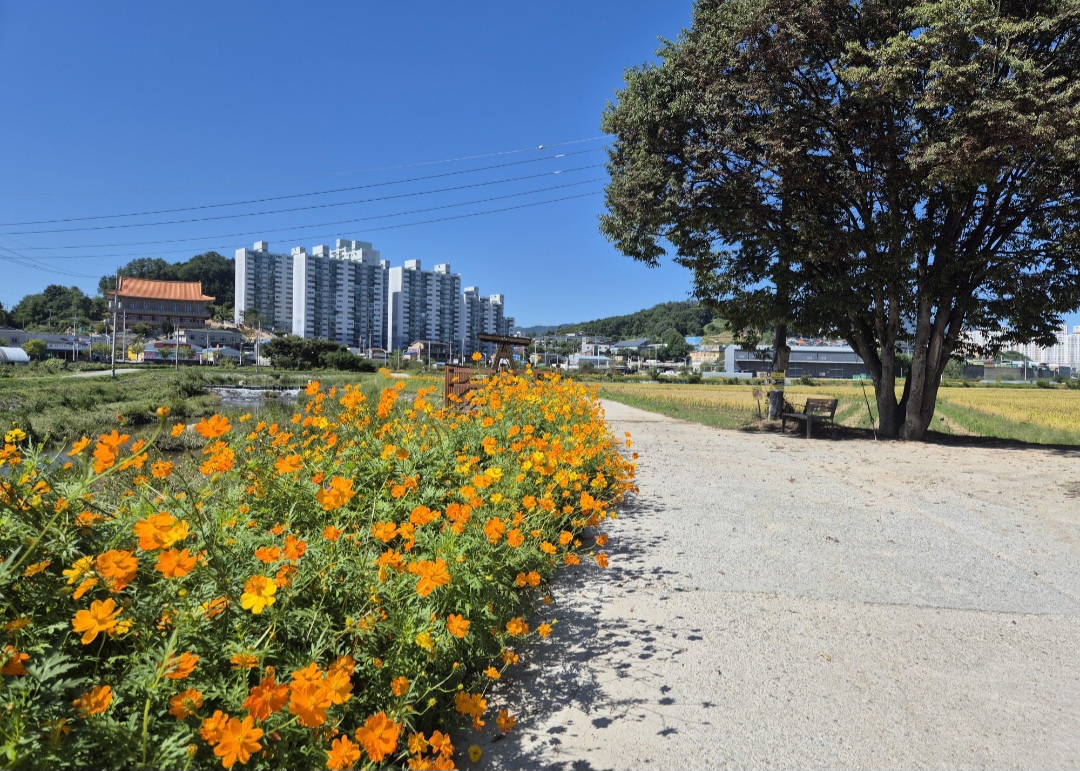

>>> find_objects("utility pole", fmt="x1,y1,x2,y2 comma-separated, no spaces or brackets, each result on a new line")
110,270,119,377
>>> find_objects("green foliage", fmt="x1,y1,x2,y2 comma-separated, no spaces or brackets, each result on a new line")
559,300,715,340
20,339,46,361
11,286,104,332
264,336,351,370
600,0,1080,440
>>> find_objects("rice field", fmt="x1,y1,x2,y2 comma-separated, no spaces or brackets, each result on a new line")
596,381,1080,445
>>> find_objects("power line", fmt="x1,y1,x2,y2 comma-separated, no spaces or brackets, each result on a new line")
21,190,605,264
25,177,607,255
0,148,605,229
0,136,608,198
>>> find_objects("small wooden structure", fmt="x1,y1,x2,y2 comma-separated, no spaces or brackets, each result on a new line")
444,334,533,406
781,397,839,439
476,333,532,372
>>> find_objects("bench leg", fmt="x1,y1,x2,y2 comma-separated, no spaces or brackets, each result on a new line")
807,416,812,439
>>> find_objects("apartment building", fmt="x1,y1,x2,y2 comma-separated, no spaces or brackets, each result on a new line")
235,241,294,331
462,287,511,356
1010,324,1080,368
387,261,462,352
292,240,388,349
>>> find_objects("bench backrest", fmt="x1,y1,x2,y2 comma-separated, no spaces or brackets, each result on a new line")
803,397,838,417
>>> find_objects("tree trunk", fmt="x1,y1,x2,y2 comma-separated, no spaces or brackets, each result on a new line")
900,310,958,440
767,323,790,419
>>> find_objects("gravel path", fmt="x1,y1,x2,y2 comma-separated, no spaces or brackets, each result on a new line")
474,400,1080,770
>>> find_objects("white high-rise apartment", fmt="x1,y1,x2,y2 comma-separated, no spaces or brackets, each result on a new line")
387,261,462,352
1011,324,1080,368
235,241,294,331
462,287,510,356
292,240,389,349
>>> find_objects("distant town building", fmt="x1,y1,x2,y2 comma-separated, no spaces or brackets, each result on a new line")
1009,324,1080,368
724,344,869,379
235,237,509,356
292,240,388,349
235,242,294,332
178,328,244,349
112,277,214,331
387,261,461,352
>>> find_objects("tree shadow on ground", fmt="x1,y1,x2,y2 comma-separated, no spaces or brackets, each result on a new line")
470,496,719,770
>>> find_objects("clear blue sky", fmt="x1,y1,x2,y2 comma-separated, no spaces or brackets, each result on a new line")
1,2,1077,332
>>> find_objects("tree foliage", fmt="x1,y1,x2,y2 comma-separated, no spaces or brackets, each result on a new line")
601,0,1080,439
263,336,376,371
559,300,715,340
10,285,105,332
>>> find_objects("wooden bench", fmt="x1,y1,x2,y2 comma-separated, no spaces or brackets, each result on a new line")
444,365,487,407
781,397,838,438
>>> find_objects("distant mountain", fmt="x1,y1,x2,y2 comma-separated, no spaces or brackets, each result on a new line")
513,324,564,336
556,300,717,341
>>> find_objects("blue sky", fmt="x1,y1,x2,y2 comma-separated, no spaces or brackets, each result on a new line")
1,2,1076,332
0,1,697,328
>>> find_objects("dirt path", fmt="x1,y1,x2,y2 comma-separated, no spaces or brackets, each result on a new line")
473,400,1080,770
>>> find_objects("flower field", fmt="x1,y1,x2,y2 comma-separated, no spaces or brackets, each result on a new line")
0,371,635,769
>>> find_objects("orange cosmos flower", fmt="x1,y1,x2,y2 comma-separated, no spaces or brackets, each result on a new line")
195,414,231,439
538,622,553,638
564,552,581,566
496,709,517,733
428,730,453,757
391,676,409,697
68,436,91,457
72,598,121,644
96,549,138,592
371,521,397,543
21,560,49,577
200,710,230,744
164,651,199,680
413,559,450,597
254,546,282,563
316,476,355,510
288,681,333,727
73,684,113,717
323,668,353,705
132,512,188,550
241,575,277,614
322,525,342,541
446,614,470,638
283,535,306,561
171,423,186,438
453,692,486,719
274,454,303,474
596,553,609,569
326,735,362,771
243,673,289,721
168,688,204,720
505,617,529,636
506,528,525,547
155,548,196,578
483,518,505,543
355,712,401,764
150,459,174,479
540,541,557,555
213,715,263,769
1,646,28,676
230,653,258,670
484,666,501,680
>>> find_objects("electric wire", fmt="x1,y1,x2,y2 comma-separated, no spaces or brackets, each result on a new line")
25,177,607,255
0,136,608,198
0,148,604,229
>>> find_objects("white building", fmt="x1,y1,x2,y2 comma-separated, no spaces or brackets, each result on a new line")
387,261,462,352
1010,324,1080,368
235,242,294,332
461,287,512,357
292,240,389,349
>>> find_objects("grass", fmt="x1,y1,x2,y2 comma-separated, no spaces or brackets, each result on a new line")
596,380,1080,445
0,367,424,445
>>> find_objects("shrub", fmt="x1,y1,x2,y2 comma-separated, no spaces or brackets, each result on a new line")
1035,378,1052,389
0,372,634,770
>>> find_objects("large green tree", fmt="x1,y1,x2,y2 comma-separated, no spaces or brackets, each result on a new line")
10,285,103,332
601,0,1080,439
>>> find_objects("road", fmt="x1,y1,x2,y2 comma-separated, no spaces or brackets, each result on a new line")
472,400,1080,770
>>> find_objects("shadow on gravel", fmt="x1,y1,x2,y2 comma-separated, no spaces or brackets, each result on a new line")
476,497,717,770
758,423,1079,456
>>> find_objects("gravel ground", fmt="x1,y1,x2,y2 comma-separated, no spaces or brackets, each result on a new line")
469,400,1080,770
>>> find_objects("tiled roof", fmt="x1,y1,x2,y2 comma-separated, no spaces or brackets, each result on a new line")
115,277,215,302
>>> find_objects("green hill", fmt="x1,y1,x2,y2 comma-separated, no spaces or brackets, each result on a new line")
558,300,717,341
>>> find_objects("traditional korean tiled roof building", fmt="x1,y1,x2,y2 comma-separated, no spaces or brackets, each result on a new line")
111,277,215,330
